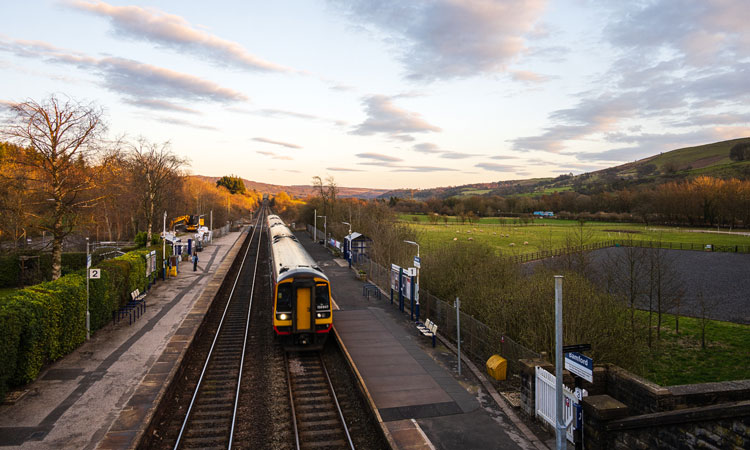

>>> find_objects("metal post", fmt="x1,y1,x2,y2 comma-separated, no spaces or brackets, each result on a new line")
555,275,565,450
455,297,461,375
210,209,213,242
314,209,317,243
162,211,167,280
86,238,90,340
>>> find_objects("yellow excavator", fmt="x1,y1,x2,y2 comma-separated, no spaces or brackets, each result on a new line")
169,214,205,232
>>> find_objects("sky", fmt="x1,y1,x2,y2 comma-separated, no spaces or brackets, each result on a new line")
1,0,748,190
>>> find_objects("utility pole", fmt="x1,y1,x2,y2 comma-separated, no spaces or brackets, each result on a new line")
455,297,461,375
555,275,565,450
314,209,317,243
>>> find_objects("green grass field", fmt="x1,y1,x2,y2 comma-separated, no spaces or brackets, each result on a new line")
400,214,750,256
635,311,750,385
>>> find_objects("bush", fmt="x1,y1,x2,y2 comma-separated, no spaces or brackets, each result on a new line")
0,246,163,400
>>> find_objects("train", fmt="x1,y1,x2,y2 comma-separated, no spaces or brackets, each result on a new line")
268,214,332,350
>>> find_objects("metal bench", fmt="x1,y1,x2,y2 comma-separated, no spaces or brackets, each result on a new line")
416,319,438,347
113,289,147,325
362,283,381,300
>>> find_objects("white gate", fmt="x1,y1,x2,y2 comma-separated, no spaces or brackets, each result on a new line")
535,366,577,442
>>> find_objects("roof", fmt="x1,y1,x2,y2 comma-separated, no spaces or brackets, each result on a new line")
345,232,371,241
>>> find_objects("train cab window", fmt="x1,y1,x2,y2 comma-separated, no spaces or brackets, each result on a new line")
315,283,330,310
277,283,292,312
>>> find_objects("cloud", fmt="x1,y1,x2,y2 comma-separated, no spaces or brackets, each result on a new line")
605,0,750,67
257,108,348,127
574,127,750,162
0,38,248,106
327,167,365,172
475,162,516,172
66,0,296,73
439,151,482,159
256,150,293,160
490,155,517,160
509,69,549,83
252,137,302,149
156,116,217,131
413,143,442,154
355,152,403,163
391,166,459,172
332,0,547,80
123,98,200,114
352,95,440,140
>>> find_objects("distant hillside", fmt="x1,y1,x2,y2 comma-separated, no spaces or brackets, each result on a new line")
193,176,388,199
381,137,750,199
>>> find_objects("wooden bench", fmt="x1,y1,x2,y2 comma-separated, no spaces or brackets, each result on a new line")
416,319,438,347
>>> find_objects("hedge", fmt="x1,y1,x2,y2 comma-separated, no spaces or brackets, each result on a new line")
0,245,164,400
0,252,87,288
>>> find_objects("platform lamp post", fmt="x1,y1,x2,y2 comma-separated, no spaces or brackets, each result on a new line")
85,237,90,340
162,211,167,280
404,240,420,321
313,209,317,243
318,215,327,249
342,221,352,267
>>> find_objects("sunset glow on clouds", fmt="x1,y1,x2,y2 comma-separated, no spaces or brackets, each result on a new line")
0,0,748,189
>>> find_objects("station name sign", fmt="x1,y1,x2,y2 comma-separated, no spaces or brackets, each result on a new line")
564,351,593,383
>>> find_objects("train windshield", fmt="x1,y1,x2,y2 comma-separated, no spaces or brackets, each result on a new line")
277,283,292,312
315,282,330,311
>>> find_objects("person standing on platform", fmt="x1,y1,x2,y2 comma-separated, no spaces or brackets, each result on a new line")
192,253,198,272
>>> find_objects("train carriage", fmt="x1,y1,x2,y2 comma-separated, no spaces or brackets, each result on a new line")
268,214,332,350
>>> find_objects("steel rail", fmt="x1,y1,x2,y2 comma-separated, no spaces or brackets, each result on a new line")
227,207,265,447
173,207,265,450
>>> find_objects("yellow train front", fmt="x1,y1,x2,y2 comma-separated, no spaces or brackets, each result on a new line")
268,215,332,350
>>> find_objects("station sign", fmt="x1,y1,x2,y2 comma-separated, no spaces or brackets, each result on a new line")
89,268,101,279
564,352,593,383
414,256,421,268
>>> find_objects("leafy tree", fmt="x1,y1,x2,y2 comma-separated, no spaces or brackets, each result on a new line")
216,175,246,195
729,142,750,161
1,96,106,279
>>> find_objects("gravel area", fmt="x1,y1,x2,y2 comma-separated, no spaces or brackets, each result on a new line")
588,248,750,324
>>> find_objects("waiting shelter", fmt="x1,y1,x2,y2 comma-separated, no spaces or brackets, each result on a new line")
343,232,372,264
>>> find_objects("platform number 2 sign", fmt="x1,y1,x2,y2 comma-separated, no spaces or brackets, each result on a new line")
89,269,101,279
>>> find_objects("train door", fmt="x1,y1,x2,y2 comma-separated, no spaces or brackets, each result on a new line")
295,283,313,331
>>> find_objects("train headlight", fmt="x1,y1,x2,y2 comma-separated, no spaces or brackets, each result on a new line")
279,313,288,321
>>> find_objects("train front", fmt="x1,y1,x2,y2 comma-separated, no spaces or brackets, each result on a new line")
268,215,332,350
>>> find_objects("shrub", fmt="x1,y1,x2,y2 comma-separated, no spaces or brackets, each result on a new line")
0,245,164,400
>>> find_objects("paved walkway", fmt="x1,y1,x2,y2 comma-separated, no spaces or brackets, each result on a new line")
297,233,551,450
0,230,244,449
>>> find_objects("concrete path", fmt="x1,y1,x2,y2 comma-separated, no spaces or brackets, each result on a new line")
297,231,550,450
0,231,244,449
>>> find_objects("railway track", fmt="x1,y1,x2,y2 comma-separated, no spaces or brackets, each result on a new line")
286,351,355,450
172,208,265,449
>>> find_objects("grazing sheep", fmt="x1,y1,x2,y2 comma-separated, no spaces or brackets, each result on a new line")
509,242,515,246
453,237,458,241
524,241,529,245
468,237,473,241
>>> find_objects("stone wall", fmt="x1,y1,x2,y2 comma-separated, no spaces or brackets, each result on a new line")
517,359,750,449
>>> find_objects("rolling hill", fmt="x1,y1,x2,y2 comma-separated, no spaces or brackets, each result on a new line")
193,175,388,199
379,137,750,199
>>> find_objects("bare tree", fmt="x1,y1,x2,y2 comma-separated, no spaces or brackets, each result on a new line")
2,96,105,279
126,138,187,243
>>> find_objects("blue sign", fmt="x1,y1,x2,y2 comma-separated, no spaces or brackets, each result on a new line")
564,352,593,382
414,256,421,268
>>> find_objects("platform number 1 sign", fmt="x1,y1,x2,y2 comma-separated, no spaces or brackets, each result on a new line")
89,268,101,279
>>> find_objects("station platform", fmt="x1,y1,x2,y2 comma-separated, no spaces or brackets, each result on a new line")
297,232,552,450
0,229,246,449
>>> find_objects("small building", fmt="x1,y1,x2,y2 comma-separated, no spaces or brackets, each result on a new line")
344,232,372,263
